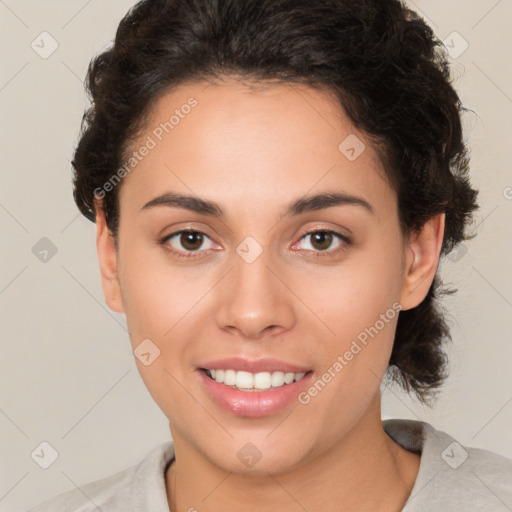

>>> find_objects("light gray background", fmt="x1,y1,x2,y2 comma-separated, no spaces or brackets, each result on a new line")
1,1,511,510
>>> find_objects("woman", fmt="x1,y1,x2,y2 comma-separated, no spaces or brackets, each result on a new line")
29,0,512,510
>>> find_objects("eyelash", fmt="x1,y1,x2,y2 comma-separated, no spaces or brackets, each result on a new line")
159,229,351,260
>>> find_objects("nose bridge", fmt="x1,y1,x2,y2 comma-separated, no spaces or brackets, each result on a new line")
214,239,295,338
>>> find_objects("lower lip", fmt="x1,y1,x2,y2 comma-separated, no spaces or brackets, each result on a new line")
197,370,314,417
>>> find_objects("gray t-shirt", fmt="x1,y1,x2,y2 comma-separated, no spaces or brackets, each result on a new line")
27,419,512,511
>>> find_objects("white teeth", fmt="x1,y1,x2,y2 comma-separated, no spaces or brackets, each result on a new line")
284,372,295,384
253,372,272,390
224,369,236,386
271,371,285,387
206,369,307,390
235,371,253,389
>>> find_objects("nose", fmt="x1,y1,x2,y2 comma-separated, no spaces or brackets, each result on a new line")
214,247,296,340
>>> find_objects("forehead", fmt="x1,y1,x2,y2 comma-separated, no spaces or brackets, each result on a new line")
118,79,393,215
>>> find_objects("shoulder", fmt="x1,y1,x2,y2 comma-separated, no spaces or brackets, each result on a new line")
27,441,174,512
383,419,512,511
27,466,135,512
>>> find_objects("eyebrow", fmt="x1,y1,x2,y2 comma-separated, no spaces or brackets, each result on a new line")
140,191,374,217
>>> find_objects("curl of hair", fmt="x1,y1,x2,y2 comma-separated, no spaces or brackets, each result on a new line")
72,0,478,404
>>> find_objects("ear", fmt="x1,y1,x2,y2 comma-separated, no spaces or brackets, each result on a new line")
399,213,445,311
95,199,124,314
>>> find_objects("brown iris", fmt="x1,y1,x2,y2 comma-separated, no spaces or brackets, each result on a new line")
180,231,204,251
309,231,333,251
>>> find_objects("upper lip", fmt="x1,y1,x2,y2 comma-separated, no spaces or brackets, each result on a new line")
198,357,311,374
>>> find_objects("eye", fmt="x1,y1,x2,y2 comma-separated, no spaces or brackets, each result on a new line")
160,230,216,259
159,228,351,260
294,229,350,257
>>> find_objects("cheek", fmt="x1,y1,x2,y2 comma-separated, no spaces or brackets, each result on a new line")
293,238,405,417
303,250,403,344
117,239,198,346
117,245,208,413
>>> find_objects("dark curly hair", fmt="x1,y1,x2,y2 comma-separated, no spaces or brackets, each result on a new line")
72,0,478,404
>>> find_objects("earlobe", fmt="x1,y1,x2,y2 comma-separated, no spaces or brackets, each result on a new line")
400,213,445,311
94,200,125,314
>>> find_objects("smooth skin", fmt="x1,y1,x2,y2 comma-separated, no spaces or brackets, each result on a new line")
95,78,444,512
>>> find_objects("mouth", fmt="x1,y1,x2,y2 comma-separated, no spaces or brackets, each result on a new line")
195,358,314,417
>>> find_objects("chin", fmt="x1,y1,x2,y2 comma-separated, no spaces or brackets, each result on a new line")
209,447,308,476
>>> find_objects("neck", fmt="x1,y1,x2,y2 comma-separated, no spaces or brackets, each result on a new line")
166,395,420,512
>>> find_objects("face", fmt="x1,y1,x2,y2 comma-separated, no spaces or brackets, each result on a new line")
96,79,441,475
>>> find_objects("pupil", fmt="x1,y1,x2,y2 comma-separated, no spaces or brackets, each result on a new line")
312,232,332,250
182,232,203,250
